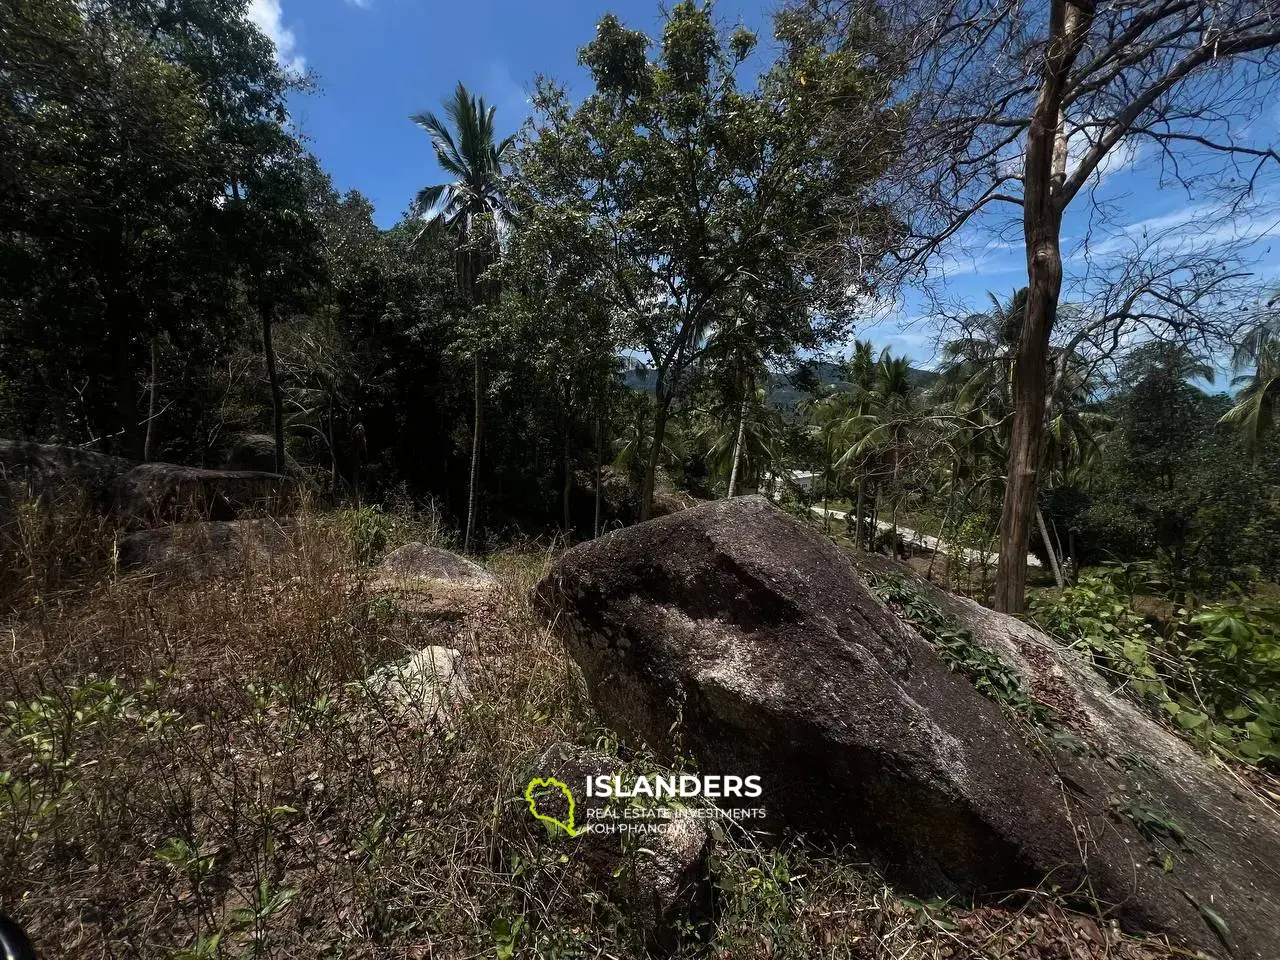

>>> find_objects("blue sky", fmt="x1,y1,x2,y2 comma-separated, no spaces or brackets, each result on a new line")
249,0,1280,374
251,0,770,223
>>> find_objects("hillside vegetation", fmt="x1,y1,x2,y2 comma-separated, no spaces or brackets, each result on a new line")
0,501,1208,959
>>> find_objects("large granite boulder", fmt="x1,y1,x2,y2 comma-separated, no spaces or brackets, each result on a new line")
112,463,296,529
368,542,497,619
116,520,289,580
534,495,1280,959
0,438,131,522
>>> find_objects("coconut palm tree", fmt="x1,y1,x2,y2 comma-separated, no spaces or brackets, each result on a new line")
412,82,515,552
693,385,783,494
1221,307,1280,452
836,349,917,548
939,287,1113,588
939,288,1027,413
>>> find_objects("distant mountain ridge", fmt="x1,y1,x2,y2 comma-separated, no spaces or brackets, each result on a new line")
624,360,940,413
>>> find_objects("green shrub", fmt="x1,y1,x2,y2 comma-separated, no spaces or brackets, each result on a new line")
337,498,453,565
1031,568,1280,766
342,504,393,564
1180,600,1280,764
1029,566,1169,701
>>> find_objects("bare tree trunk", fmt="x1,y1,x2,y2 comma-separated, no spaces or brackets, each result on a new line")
927,512,947,582
865,483,875,552
464,353,483,553
822,431,832,535
1036,504,1065,590
727,388,748,498
563,430,573,537
260,298,285,475
593,411,604,539
995,286,1054,611
930,469,958,582
639,379,670,522
854,479,865,551
994,0,1091,613
891,499,900,559
562,385,573,538
144,337,158,462
328,407,337,491
1050,517,1068,585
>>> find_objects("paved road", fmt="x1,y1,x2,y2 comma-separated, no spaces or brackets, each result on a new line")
808,505,1043,568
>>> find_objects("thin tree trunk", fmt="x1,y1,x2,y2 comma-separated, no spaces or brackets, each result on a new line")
822,428,836,534
854,479,865,552
639,379,670,522
593,410,604,539
930,470,959,582
563,430,572,538
1050,517,1068,585
260,298,284,475
727,388,748,498
927,511,948,582
144,337,158,462
994,0,1091,613
891,500,900,559
869,486,878,551
562,384,573,538
1036,504,1065,590
328,407,337,491
464,353,483,553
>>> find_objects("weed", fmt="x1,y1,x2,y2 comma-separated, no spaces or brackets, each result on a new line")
1032,567,1280,767
0,502,1185,959
870,573,1055,726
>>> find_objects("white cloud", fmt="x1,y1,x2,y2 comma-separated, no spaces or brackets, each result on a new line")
487,61,532,120
346,0,374,7
935,243,1024,279
247,0,304,73
1073,195,1280,261
1064,119,1142,182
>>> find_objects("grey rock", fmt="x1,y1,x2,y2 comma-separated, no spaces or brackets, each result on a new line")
1,438,131,526
116,520,289,580
377,542,496,586
364,645,470,726
113,463,296,529
534,495,1280,960
369,543,497,619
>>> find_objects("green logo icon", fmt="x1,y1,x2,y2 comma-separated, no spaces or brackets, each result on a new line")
525,777,580,836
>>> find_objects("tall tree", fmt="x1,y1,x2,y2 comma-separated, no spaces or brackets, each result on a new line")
0,0,307,459
230,151,329,473
412,83,515,552
522,1,900,519
1222,309,1280,451
940,287,1109,587
795,0,1280,610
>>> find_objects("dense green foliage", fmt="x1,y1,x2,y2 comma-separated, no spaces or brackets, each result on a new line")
4,0,1280,777
0,0,911,540
1032,566,1280,767
1063,353,1280,597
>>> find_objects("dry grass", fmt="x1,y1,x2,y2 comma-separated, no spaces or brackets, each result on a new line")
0,500,1192,959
